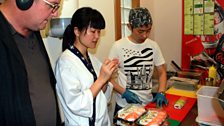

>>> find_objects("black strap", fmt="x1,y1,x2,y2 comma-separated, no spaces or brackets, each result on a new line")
69,46,97,126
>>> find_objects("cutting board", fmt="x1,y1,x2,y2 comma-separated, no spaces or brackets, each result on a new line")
145,93,197,122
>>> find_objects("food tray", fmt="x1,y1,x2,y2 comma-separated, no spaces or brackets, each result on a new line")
115,104,146,125
136,108,168,126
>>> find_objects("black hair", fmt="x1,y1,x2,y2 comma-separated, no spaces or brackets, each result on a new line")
62,7,106,51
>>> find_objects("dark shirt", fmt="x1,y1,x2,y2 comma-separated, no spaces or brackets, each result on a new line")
13,31,57,126
0,11,61,126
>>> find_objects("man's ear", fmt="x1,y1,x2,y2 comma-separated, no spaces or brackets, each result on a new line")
74,27,80,36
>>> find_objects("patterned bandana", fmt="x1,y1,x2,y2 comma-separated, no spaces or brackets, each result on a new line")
129,7,153,28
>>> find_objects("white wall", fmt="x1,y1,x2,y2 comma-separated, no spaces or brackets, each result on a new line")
141,0,182,71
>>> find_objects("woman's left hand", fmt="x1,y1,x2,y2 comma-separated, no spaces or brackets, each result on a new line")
98,58,119,84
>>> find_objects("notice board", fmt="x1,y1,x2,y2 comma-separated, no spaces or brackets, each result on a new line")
182,0,224,84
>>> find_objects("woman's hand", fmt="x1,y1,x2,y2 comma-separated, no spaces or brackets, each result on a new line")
90,58,119,97
98,58,119,84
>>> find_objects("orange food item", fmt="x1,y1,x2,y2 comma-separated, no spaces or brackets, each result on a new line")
153,117,163,124
136,107,146,114
117,104,146,122
124,112,139,121
137,108,168,126
146,120,160,126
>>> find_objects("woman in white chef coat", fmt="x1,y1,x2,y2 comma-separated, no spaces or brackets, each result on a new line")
55,7,119,126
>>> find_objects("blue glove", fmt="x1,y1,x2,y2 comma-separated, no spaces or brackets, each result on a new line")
121,89,142,104
152,92,168,107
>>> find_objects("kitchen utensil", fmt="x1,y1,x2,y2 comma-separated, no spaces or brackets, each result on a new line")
171,60,182,71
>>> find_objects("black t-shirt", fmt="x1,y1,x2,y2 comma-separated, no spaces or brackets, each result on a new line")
13,31,57,126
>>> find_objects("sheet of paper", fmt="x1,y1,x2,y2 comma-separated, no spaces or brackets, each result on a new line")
184,0,194,14
204,13,215,35
204,0,215,13
194,14,204,35
184,14,194,34
194,0,204,14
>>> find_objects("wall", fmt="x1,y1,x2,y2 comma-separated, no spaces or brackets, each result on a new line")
141,0,182,71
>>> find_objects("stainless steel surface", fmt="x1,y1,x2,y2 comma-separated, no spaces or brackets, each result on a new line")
49,18,71,38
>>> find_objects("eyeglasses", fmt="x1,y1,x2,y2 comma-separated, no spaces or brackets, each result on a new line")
42,0,60,13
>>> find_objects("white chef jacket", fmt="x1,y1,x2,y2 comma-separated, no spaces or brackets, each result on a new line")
55,49,113,126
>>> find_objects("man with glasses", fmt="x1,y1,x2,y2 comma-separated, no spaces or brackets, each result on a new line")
0,0,62,126
43,0,60,13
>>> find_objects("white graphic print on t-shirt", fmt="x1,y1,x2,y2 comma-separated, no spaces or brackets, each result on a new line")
122,47,153,90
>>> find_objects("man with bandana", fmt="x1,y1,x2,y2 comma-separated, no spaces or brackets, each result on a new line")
109,7,168,123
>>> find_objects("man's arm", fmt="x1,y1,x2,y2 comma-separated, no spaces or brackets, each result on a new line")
156,64,167,92
110,79,125,94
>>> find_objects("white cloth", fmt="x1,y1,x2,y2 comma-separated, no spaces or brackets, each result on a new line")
109,37,165,107
55,49,113,126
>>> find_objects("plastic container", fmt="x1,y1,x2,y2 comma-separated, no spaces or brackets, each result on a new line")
115,104,146,125
196,86,224,126
136,108,168,126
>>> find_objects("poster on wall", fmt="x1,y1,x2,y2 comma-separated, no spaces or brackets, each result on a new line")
182,0,224,85
184,0,215,35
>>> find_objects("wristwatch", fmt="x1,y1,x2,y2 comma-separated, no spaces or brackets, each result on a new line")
159,91,166,96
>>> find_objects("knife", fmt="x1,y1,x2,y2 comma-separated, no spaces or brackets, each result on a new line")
171,60,182,71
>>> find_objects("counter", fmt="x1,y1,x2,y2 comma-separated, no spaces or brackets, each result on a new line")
145,93,197,126
115,85,223,126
